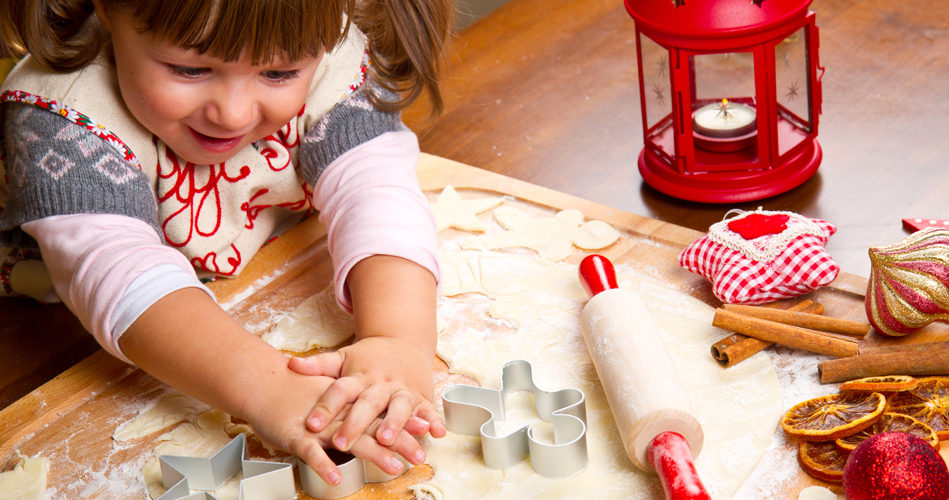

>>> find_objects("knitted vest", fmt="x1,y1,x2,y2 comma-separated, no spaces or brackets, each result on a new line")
0,27,368,278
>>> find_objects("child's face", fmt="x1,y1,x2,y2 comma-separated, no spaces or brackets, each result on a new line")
104,8,321,165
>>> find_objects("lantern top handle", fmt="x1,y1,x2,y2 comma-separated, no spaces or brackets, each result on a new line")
625,0,813,41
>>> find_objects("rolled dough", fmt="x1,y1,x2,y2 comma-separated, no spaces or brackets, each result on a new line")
427,250,784,499
262,284,355,352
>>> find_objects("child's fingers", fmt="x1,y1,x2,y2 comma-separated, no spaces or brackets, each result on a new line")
346,421,427,472
306,376,367,434
294,437,344,487
373,390,416,446
330,385,395,451
414,401,447,438
287,352,344,377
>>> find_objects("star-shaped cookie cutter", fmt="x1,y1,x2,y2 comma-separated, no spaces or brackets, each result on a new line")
442,359,588,478
156,433,294,500
156,432,410,500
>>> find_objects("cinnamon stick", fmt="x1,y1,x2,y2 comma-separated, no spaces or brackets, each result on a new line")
721,304,870,338
712,308,859,359
711,301,822,368
819,342,949,383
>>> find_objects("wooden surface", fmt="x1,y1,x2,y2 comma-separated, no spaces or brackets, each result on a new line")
4,155,948,499
3,0,949,496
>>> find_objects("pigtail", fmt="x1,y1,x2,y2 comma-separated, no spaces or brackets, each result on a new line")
355,0,455,118
0,0,106,72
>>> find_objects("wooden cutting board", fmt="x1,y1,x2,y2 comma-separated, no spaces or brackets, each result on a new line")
1,154,946,499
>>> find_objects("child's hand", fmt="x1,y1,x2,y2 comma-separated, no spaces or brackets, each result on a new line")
244,369,428,486
287,336,447,451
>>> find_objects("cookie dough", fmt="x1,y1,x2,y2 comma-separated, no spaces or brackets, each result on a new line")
430,185,505,233
0,451,49,500
262,284,355,352
461,207,620,261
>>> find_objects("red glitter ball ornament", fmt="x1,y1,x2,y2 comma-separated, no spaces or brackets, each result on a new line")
843,432,949,500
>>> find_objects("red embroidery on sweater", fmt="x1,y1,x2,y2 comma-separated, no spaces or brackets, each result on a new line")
192,245,242,276
241,189,272,229
158,151,251,246
727,213,790,240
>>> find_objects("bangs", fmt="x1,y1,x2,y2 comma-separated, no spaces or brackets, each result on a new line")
123,0,353,64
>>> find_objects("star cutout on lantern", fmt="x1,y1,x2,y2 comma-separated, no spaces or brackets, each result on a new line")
751,0,765,6
652,81,666,106
786,80,800,102
657,54,669,78
430,184,505,233
671,0,685,8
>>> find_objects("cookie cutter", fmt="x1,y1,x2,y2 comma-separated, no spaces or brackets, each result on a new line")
156,432,411,500
298,451,410,499
442,359,588,478
156,433,294,500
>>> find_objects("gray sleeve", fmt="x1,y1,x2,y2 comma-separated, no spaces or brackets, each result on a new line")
297,84,406,185
0,102,161,248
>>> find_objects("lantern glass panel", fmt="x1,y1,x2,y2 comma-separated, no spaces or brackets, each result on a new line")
639,33,674,161
775,27,812,156
690,51,759,168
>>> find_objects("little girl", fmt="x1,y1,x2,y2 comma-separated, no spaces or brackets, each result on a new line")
0,0,453,487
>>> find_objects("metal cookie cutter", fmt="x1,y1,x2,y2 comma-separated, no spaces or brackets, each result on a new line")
156,433,294,500
299,451,410,499
442,359,588,478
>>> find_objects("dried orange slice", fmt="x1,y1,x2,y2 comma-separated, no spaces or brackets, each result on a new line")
798,441,849,483
887,377,949,439
781,392,886,441
839,375,918,393
835,412,939,451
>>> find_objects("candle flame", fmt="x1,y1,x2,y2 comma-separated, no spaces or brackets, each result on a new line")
722,98,729,106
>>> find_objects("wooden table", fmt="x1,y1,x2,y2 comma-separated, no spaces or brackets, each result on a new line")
2,0,949,490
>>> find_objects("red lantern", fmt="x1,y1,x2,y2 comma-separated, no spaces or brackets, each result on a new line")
626,0,823,203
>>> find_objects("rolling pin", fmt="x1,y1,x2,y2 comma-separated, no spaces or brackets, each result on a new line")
578,255,710,500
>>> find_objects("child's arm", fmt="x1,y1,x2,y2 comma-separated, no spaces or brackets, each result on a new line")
119,287,426,484
21,214,426,485
297,128,446,448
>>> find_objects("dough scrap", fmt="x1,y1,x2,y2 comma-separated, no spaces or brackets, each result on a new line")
430,185,505,233
0,451,49,500
798,486,839,500
427,251,783,499
262,284,355,351
461,206,620,261
113,392,210,442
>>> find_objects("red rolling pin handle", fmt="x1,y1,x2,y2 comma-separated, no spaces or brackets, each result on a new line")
579,254,619,298
648,432,712,500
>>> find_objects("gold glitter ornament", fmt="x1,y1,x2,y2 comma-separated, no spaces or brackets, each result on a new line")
866,228,949,336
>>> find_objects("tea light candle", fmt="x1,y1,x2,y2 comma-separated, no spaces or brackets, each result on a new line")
692,99,757,138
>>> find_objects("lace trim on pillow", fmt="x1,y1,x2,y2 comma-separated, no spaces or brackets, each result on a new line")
707,208,826,264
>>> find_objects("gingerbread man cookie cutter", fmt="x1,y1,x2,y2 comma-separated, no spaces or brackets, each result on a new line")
156,432,410,500
442,359,588,478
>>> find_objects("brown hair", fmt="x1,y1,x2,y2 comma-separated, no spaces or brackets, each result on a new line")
0,0,453,116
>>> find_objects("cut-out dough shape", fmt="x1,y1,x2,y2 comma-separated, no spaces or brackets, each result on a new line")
262,285,355,352
462,206,620,261
430,185,505,233
0,451,49,500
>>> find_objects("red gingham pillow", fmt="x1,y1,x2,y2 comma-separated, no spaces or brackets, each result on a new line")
678,209,839,304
